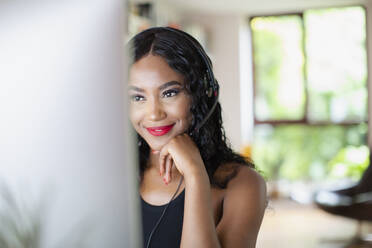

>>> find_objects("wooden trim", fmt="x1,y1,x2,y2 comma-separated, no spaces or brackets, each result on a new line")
254,119,368,126
249,12,303,20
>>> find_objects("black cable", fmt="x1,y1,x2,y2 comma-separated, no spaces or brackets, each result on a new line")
145,176,184,248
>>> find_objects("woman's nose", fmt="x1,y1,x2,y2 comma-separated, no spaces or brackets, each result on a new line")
145,99,166,121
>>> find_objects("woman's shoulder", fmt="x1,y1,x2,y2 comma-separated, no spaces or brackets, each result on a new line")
230,165,266,192
215,163,267,229
215,162,264,185
213,164,267,247
215,163,267,200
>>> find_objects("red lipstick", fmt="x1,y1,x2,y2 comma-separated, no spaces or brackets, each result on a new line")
146,124,175,136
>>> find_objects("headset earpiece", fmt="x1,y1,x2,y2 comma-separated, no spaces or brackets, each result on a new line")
161,27,220,134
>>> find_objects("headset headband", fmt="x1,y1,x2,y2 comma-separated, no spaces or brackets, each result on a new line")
163,27,220,134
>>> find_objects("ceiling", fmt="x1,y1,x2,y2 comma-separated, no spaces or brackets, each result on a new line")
156,0,370,15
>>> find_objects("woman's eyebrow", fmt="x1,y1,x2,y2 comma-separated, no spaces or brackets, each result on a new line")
128,81,182,92
158,81,182,90
128,85,144,92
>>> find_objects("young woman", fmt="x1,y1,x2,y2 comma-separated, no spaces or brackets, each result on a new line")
128,27,267,248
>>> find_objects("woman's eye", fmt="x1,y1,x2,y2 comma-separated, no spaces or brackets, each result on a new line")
130,95,144,102
162,89,179,98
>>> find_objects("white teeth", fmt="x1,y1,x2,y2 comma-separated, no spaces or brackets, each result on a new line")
155,130,162,132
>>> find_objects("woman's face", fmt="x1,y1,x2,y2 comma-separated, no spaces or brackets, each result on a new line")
129,54,192,151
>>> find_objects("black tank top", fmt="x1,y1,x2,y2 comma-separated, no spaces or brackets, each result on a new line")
141,189,185,248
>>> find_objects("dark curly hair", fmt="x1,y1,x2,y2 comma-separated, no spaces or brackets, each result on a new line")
129,27,254,189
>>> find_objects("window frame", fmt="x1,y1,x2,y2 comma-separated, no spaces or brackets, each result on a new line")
249,6,369,129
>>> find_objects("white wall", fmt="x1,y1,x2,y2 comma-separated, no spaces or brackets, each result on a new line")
181,13,244,151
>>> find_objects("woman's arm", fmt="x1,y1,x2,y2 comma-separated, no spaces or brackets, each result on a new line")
158,135,267,247
180,165,267,248
180,169,221,248
216,166,267,248
158,134,221,247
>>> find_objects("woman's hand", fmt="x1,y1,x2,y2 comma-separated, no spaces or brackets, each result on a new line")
157,133,205,184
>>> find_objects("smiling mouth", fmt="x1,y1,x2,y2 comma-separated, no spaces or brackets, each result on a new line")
146,124,175,136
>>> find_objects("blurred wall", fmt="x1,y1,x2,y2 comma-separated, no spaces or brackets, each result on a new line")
181,13,244,151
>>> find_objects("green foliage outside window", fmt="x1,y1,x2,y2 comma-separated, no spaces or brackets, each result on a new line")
252,16,305,121
250,6,368,182
252,124,368,181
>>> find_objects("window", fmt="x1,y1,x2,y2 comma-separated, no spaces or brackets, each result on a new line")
250,6,369,182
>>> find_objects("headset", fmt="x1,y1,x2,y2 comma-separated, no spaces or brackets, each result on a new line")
145,27,220,248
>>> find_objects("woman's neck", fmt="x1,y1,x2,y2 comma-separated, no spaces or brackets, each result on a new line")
147,151,160,169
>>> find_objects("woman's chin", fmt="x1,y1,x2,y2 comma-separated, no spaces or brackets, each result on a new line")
143,134,177,152
146,142,165,152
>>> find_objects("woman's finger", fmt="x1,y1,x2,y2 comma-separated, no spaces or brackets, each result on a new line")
165,155,173,184
159,147,168,178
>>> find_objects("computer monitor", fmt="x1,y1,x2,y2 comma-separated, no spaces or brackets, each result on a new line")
0,1,141,247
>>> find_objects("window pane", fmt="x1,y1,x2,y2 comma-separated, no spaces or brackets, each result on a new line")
252,124,368,181
305,7,367,122
251,16,305,121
